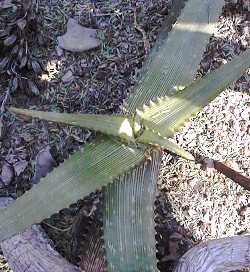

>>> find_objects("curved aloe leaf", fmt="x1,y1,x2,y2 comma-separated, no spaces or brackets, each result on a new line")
0,138,145,242
137,129,194,160
105,151,161,272
127,0,225,113
9,108,137,142
104,0,224,271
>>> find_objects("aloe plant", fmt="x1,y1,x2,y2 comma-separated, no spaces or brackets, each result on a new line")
3,47,250,247
0,0,249,270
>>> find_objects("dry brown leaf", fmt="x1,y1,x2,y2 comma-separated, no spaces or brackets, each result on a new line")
0,0,13,9
14,160,28,176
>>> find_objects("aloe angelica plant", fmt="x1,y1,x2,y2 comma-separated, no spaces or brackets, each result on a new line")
0,0,250,270
4,49,250,239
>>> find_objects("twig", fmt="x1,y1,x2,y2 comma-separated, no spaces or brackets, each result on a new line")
35,0,39,13
213,160,250,191
93,13,113,17
42,221,72,232
133,9,150,55
0,88,10,115
0,87,11,136
196,155,250,191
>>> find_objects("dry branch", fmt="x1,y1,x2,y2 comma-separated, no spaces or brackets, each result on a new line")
213,160,250,191
198,157,250,191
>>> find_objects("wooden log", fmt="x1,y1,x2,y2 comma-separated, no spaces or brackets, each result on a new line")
0,197,80,272
174,235,250,272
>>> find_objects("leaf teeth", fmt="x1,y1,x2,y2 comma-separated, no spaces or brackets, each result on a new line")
135,109,143,116
156,97,163,104
135,95,170,117
143,104,149,111
149,100,156,107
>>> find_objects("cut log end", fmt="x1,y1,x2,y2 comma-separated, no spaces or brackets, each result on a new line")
174,235,250,272
0,197,80,272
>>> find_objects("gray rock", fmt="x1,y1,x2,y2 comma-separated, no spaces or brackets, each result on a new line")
0,197,14,208
56,46,64,57
32,147,56,184
61,70,74,83
57,18,101,52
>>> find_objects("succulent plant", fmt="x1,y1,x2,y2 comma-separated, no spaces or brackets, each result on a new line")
2,47,249,267
0,0,249,271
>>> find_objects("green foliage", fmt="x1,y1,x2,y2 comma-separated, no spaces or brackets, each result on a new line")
4,49,250,243
9,108,139,143
104,0,226,270
0,138,145,241
136,49,250,137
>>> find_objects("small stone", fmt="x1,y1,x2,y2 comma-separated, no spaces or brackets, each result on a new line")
189,177,198,189
56,46,64,57
80,59,88,67
1,163,14,186
57,18,101,52
32,147,56,184
240,108,249,120
61,70,74,83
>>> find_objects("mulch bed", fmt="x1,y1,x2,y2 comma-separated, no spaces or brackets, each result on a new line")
0,0,249,271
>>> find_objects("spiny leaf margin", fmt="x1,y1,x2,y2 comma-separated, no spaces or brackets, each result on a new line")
9,108,139,143
0,138,145,242
137,50,250,137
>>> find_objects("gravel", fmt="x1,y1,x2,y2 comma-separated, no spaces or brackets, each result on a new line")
158,1,250,268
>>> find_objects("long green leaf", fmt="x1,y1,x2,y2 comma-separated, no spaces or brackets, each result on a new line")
105,151,161,272
9,108,136,142
126,0,225,112
8,107,195,160
0,139,145,242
